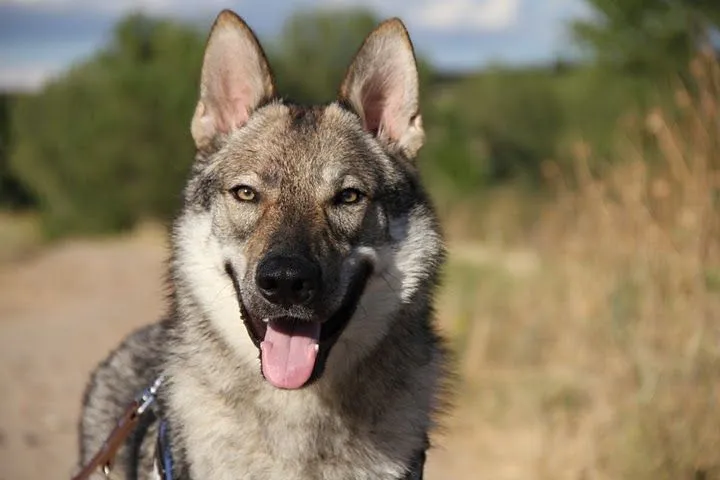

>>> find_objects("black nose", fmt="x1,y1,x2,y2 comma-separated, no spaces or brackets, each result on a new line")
256,254,321,307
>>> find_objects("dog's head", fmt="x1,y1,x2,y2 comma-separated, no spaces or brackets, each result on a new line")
173,10,443,390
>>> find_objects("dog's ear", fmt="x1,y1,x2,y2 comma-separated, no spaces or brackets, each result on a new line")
339,18,424,159
191,10,275,151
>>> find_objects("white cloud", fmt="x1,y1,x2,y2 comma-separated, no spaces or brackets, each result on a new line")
546,0,594,20
1,0,228,15
313,0,521,31
414,0,520,31
0,64,62,92
0,0,590,82
5,0,523,31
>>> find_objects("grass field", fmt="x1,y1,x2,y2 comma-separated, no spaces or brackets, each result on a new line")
434,53,720,480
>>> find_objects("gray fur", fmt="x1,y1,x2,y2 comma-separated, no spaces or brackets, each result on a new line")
78,10,450,480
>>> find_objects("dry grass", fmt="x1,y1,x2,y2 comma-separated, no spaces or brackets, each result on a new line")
441,52,720,479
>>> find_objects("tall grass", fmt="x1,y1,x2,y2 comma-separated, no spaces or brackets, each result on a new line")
444,51,720,479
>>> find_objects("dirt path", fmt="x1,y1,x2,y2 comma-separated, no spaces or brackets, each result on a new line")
0,235,167,480
0,235,542,480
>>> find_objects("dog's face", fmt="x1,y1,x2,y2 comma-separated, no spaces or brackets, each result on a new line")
173,10,442,390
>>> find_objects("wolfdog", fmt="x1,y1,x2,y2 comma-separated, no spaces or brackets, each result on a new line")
78,9,449,480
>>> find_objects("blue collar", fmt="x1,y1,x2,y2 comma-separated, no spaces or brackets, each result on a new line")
155,419,173,480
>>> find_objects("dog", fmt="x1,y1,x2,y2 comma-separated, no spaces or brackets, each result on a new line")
78,9,449,480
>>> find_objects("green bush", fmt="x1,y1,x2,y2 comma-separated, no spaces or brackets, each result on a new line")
0,94,32,208
419,68,567,197
7,10,393,238
10,15,204,237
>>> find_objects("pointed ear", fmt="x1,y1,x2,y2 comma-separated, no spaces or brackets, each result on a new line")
339,18,424,159
191,10,275,150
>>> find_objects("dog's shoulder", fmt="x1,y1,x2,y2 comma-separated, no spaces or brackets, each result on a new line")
77,320,167,476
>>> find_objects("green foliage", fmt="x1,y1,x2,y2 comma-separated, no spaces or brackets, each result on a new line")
573,0,720,78
7,9,447,237
0,94,32,208
421,67,566,196
421,100,489,195
269,9,380,103
460,68,565,182
10,15,204,236
554,66,670,161
269,8,435,105
6,6,705,238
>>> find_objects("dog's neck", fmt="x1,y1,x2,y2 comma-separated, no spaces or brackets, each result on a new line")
160,252,445,479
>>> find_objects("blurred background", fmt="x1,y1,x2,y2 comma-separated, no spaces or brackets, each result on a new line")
1,0,719,479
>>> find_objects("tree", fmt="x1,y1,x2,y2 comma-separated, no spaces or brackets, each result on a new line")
270,9,379,103
270,8,435,104
428,68,565,188
0,94,32,208
8,10,438,237
10,15,205,236
573,0,720,78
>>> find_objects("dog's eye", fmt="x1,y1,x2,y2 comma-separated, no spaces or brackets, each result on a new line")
231,185,258,202
335,188,364,205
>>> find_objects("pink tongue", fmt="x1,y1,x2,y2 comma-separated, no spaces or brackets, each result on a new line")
261,320,320,389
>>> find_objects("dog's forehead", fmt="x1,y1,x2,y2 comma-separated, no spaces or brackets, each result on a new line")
220,102,382,183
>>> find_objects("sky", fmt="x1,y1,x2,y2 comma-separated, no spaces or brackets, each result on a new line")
0,0,594,92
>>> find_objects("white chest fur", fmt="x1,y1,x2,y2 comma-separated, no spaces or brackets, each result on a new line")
169,373,409,480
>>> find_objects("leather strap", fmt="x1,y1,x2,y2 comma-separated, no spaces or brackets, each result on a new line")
72,400,141,480
74,376,165,480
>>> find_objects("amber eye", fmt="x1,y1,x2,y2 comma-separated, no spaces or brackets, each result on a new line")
231,185,257,202
335,188,364,205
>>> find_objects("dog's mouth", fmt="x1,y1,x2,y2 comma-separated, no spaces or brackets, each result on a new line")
225,260,373,390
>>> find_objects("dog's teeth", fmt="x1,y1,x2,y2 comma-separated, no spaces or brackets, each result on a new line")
313,344,319,353
263,318,269,324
